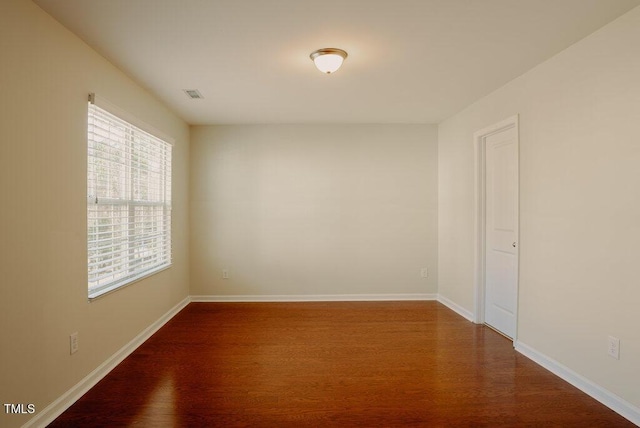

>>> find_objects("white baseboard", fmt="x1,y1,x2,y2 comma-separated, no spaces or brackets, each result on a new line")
515,341,640,426
24,297,190,428
190,293,438,302
437,294,474,322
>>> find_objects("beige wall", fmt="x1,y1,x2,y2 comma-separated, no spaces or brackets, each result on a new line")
0,1,190,427
438,6,640,408
190,125,437,298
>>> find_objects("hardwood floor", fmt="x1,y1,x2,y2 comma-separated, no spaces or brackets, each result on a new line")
49,301,634,427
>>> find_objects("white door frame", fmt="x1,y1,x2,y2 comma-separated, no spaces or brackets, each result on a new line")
473,115,520,340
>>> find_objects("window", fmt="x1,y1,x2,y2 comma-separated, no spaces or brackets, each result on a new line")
87,94,172,299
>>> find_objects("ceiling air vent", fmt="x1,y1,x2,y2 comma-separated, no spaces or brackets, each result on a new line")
183,89,204,99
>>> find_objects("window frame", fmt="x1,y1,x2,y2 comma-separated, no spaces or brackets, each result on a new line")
87,93,173,300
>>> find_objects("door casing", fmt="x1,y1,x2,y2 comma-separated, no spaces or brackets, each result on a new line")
473,115,520,341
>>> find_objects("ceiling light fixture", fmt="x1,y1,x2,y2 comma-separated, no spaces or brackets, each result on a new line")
310,48,348,74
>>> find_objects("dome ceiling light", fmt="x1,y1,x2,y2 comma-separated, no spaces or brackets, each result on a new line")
310,48,348,74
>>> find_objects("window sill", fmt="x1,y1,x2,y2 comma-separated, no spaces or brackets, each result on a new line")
88,264,172,301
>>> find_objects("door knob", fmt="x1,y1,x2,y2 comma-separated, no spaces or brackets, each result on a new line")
512,242,517,248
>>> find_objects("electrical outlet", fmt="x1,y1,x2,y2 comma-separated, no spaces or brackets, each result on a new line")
70,332,79,355
607,336,620,360
420,268,429,278
222,269,229,279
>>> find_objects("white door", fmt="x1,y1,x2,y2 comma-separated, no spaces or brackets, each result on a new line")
484,125,518,339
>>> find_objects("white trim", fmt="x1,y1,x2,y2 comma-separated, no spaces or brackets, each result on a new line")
515,341,640,426
437,294,474,322
473,115,520,337
190,293,438,303
23,297,190,428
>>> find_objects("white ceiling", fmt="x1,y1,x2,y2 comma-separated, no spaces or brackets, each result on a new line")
34,0,640,125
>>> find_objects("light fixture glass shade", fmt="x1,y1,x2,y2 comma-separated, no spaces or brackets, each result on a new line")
310,48,348,74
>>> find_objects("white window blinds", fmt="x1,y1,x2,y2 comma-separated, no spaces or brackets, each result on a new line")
87,95,172,299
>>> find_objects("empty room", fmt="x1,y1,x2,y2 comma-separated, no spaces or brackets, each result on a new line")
1,0,639,426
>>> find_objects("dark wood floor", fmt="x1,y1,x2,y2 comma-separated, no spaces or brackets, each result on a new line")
50,301,634,427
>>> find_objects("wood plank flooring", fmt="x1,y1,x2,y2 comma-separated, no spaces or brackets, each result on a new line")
49,301,634,427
